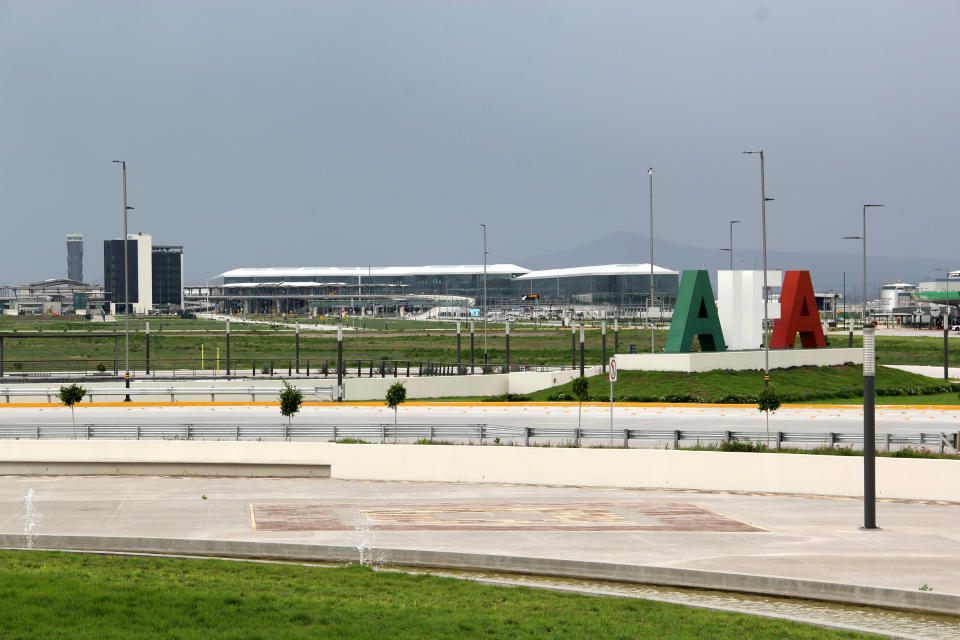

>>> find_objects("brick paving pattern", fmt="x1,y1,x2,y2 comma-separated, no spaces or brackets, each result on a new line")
251,501,764,532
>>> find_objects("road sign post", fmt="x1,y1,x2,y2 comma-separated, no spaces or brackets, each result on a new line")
609,357,617,446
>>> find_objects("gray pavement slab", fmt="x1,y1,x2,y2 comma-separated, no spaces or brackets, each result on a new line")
1,474,958,612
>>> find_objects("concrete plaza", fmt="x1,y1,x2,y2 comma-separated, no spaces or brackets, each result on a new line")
1,473,958,616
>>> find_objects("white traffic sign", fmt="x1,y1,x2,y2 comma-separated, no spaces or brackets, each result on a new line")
608,357,617,382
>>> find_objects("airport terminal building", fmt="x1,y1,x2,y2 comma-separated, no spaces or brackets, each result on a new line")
513,264,679,311
197,263,680,317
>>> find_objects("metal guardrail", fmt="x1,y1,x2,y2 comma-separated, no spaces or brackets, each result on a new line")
0,386,338,403
0,423,956,453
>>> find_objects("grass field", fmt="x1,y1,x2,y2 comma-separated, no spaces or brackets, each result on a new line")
516,364,960,404
0,551,874,639
1,314,959,369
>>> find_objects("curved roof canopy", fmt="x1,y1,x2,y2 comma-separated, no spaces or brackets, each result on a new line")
514,264,678,280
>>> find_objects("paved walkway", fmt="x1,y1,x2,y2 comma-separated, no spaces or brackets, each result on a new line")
1,475,958,614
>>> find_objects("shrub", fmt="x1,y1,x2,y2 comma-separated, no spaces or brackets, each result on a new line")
757,383,782,413
385,382,407,443
279,381,303,437
484,393,531,402
58,383,86,439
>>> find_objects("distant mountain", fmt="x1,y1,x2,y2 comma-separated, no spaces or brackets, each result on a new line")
520,232,951,296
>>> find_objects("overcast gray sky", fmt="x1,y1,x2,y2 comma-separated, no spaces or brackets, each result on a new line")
1,1,957,285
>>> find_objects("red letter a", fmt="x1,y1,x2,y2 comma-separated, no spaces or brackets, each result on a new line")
770,271,827,349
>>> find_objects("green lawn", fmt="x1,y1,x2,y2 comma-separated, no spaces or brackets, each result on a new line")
0,551,874,639
524,365,959,404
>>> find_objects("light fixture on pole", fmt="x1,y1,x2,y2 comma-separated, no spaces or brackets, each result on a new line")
742,151,774,386
481,223,488,364
841,234,864,325
861,205,883,326
720,219,742,269
648,167,655,354
112,160,135,401
724,220,741,270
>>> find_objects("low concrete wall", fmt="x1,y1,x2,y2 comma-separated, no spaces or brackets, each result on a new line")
0,367,603,402
615,348,863,372
507,367,602,395
2,440,956,502
344,374,506,400
0,460,329,477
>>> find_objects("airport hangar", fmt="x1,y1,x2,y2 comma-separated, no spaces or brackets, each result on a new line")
190,264,680,317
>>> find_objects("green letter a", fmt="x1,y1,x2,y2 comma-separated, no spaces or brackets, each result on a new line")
664,270,726,353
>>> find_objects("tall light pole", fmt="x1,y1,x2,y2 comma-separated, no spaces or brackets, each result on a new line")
743,151,773,385
719,220,741,269
112,160,134,401
481,223,488,363
727,220,741,270
841,234,863,325
648,167,655,354
861,204,883,325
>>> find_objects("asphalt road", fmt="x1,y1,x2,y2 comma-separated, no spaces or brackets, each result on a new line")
2,404,957,435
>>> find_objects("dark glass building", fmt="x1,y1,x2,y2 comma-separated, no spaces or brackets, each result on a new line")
152,245,184,308
103,238,141,311
66,234,83,282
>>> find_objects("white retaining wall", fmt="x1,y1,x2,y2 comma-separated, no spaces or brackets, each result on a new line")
615,348,863,372
2,440,956,502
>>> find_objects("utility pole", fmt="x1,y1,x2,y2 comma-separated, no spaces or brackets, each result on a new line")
648,167,655,354
743,150,773,386
481,224,488,364
112,160,134,401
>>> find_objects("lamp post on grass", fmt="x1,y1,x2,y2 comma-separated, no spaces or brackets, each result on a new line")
648,167,655,353
742,151,773,386
481,224,488,364
112,160,135,401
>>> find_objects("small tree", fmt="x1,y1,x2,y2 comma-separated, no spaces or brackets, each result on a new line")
757,382,782,446
279,381,303,440
58,383,86,439
571,376,590,431
385,381,407,443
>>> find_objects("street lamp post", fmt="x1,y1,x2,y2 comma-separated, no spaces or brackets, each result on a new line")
720,220,741,270
743,151,773,385
841,235,863,326
481,224,488,364
112,160,134,401
648,167,655,354
842,204,882,328
861,204,883,325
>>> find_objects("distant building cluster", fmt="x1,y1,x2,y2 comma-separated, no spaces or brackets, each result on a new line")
103,233,183,313
1,232,184,316
2,230,959,328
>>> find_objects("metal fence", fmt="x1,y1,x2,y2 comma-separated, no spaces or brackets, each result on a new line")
0,357,563,380
0,423,955,453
